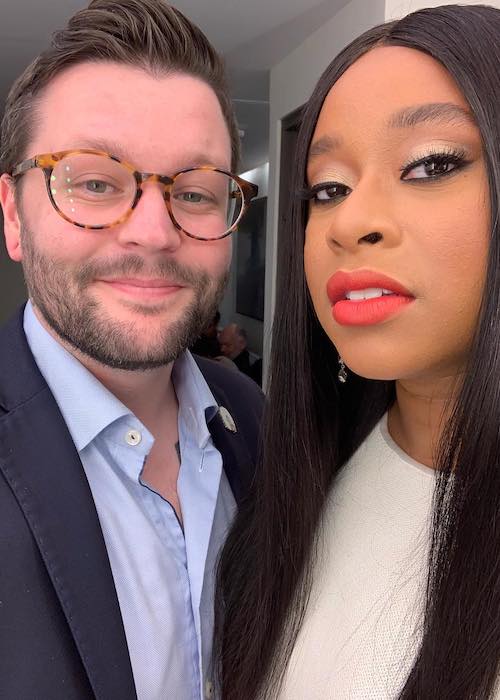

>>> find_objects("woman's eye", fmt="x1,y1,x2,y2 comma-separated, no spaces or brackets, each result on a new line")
402,154,466,181
311,182,350,204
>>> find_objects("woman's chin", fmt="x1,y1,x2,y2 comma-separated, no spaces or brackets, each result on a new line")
337,356,404,382
346,366,399,382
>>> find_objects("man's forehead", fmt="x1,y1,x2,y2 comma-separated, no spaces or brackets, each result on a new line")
30,61,232,169
38,60,214,103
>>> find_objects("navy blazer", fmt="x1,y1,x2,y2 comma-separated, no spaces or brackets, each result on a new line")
0,308,263,700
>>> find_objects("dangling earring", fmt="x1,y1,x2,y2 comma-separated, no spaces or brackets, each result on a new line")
338,356,347,383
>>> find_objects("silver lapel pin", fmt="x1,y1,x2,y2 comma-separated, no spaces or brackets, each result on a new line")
219,406,237,433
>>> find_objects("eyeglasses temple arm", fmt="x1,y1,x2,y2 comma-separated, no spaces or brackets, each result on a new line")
11,158,38,178
235,182,259,203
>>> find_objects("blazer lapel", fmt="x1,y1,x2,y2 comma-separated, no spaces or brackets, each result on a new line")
0,311,137,700
206,385,254,506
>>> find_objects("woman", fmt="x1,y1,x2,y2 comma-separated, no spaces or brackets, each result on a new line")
216,4,500,699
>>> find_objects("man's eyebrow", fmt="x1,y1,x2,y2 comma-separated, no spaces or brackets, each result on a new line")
68,137,130,161
308,134,342,161
388,102,476,129
63,138,227,170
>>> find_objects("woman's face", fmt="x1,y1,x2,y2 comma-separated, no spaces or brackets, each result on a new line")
304,46,489,382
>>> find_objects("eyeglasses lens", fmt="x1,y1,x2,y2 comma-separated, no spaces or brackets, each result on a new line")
170,170,243,239
50,154,244,238
50,153,136,227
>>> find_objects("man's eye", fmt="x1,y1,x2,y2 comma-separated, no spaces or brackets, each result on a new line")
71,179,120,196
401,152,468,181
85,180,113,193
179,191,206,203
174,189,218,206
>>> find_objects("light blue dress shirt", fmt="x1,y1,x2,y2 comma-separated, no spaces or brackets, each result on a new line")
23,301,236,700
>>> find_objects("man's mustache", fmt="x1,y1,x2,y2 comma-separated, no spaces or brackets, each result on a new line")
75,254,208,288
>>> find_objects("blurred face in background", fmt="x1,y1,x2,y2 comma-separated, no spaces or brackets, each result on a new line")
219,324,246,359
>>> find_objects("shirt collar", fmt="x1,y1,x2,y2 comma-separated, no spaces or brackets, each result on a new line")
23,301,130,452
172,351,219,449
23,301,219,452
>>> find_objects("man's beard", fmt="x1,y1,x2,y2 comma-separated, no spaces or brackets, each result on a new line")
20,226,229,371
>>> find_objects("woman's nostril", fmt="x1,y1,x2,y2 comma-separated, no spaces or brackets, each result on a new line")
361,232,383,245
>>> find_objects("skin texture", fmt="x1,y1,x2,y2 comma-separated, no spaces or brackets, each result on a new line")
219,323,247,359
304,47,489,465
0,62,234,514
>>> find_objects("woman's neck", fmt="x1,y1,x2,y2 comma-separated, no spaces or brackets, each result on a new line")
387,374,463,468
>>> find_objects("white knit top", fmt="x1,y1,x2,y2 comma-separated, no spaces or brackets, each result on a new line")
278,415,435,700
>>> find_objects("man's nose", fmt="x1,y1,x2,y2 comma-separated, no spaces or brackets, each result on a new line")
115,184,182,252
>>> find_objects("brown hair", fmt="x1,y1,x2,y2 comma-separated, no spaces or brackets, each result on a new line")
0,0,240,175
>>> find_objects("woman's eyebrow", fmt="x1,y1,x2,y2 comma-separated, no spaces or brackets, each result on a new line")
307,102,474,162
388,102,476,129
308,134,342,160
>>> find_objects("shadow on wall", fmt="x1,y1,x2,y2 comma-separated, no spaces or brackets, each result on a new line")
0,210,27,325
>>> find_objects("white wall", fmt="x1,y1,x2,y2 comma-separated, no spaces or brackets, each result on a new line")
263,0,386,376
386,0,500,20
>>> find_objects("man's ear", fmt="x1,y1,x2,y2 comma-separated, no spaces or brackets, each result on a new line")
0,174,23,262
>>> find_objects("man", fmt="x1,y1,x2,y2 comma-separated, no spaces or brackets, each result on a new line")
219,323,251,373
219,323,262,385
0,2,262,699
191,310,222,358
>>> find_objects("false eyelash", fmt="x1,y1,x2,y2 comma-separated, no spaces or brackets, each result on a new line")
296,182,345,201
400,146,469,179
296,186,317,201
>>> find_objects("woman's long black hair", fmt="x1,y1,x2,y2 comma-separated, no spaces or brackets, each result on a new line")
216,5,500,699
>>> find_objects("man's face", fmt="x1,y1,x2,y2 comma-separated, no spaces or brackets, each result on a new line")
1,62,233,370
219,326,245,359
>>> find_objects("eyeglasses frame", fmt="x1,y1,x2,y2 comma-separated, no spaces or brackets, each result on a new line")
11,149,259,241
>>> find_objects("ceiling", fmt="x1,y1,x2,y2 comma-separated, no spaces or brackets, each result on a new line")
0,0,348,171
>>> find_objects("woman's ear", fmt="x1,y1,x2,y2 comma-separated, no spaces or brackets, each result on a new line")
0,174,23,262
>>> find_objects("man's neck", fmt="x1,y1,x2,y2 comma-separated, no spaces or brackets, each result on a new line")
387,373,463,468
83,358,177,438
33,305,178,436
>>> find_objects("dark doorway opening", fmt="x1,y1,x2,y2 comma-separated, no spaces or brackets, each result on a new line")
276,105,304,291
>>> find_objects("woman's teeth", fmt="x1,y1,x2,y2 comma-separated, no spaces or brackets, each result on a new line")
345,288,395,301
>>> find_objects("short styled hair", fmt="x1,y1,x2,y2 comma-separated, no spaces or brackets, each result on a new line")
0,0,240,175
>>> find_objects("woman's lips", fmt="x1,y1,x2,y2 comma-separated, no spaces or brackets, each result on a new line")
326,270,415,326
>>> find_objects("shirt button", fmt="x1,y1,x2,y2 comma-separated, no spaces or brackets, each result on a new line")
125,429,142,446
205,680,214,699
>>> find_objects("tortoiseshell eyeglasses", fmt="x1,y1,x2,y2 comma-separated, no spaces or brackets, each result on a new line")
11,149,259,241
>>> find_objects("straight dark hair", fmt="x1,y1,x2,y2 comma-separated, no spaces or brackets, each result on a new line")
216,5,500,699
